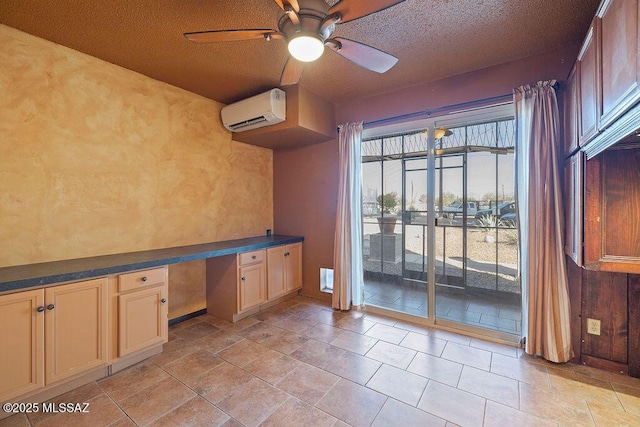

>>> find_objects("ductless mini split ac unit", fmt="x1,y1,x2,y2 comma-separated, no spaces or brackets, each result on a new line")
221,88,286,132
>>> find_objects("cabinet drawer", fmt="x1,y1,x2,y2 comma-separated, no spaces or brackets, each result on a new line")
238,250,265,266
119,267,167,293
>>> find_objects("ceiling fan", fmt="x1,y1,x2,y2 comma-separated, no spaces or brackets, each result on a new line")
184,0,406,86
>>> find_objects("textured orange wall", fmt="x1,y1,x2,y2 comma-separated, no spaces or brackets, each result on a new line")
0,25,273,315
0,25,273,267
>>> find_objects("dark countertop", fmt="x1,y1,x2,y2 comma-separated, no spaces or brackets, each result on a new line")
0,235,304,293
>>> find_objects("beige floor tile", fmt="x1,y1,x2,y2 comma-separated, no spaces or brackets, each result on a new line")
98,360,169,402
261,397,337,427
290,339,346,368
304,308,347,326
407,351,463,387
36,394,126,427
162,349,223,382
237,321,284,343
274,315,318,335
216,378,289,427
365,323,409,344
575,364,640,388
372,398,446,427
367,364,428,406
458,365,520,409
417,380,486,427
148,396,229,427
392,320,433,336
172,321,220,341
366,341,417,369
118,376,195,426
363,313,398,326
323,350,382,385
168,316,204,331
222,316,261,333
275,363,340,405
441,341,492,371
588,401,640,427
317,379,387,427
400,331,447,356
490,352,550,388
26,382,104,425
469,338,518,357
519,381,595,426
0,415,29,427
612,382,640,416
216,339,270,367
330,329,378,355
484,400,556,427
107,418,137,427
302,323,345,343
547,367,622,408
260,329,309,354
429,329,472,345
192,330,245,353
187,361,254,403
150,337,202,366
243,350,301,385
336,316,376,334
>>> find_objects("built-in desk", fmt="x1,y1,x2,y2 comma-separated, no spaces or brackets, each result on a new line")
0,235,304,293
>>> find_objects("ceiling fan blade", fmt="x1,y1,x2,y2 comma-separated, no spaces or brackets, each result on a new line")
326,38,398,73
184,29,283,44
328,0,406,24
273,0,300,12
280,57,304,86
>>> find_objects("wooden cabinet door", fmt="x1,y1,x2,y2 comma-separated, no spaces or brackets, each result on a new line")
119,285,167,357
44,278,108,385
267,245,286,300
598,0,640,128
0,290,44,402
563,67,579,156
238,263,265,312
578,22,600,145
564,153,584,266
285,243,303,292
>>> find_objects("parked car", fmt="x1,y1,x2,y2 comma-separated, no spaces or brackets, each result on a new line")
499,212,517,226
475,201,515,219
439,201,479,219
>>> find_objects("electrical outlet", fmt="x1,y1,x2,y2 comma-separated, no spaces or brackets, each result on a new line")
587,318,601,336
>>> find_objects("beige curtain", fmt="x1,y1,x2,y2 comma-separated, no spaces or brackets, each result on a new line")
332,122,364,310
514,81,572,363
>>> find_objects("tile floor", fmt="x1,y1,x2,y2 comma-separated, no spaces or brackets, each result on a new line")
3,295,640,426
364,280,522,335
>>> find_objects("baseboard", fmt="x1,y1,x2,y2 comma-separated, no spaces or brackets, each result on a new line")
168,308,207,326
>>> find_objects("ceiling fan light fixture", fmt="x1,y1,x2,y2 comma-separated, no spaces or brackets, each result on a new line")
288,34,324,62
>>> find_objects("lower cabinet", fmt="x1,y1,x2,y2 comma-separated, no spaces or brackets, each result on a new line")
0,277,108,403
207,242,303,322
0,268,168,405
117,267,168,357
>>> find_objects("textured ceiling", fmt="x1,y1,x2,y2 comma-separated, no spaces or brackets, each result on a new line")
0,0,599,105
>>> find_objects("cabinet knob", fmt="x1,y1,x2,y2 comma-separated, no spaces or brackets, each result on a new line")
285,252,290,256
161,298,167,304
241,276,246,281
252,255,257,259
141,276,148,282
46,304,55,310
37,306,45,313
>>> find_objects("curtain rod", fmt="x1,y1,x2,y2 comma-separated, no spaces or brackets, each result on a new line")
342,81,560,131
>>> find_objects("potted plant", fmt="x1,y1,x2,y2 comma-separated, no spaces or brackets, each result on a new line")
376,192,399,233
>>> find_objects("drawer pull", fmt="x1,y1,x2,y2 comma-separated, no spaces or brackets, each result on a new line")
161,298,167,304
141,276,148,282
37,306,45,313
46,304,55,311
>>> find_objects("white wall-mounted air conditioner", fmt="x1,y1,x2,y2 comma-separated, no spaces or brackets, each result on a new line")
221,88,286,132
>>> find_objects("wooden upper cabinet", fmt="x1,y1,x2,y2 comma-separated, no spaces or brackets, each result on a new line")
564,152,584,266
584,147,640,273
578,21,600,146
598,0,640,129
563,67,580,156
